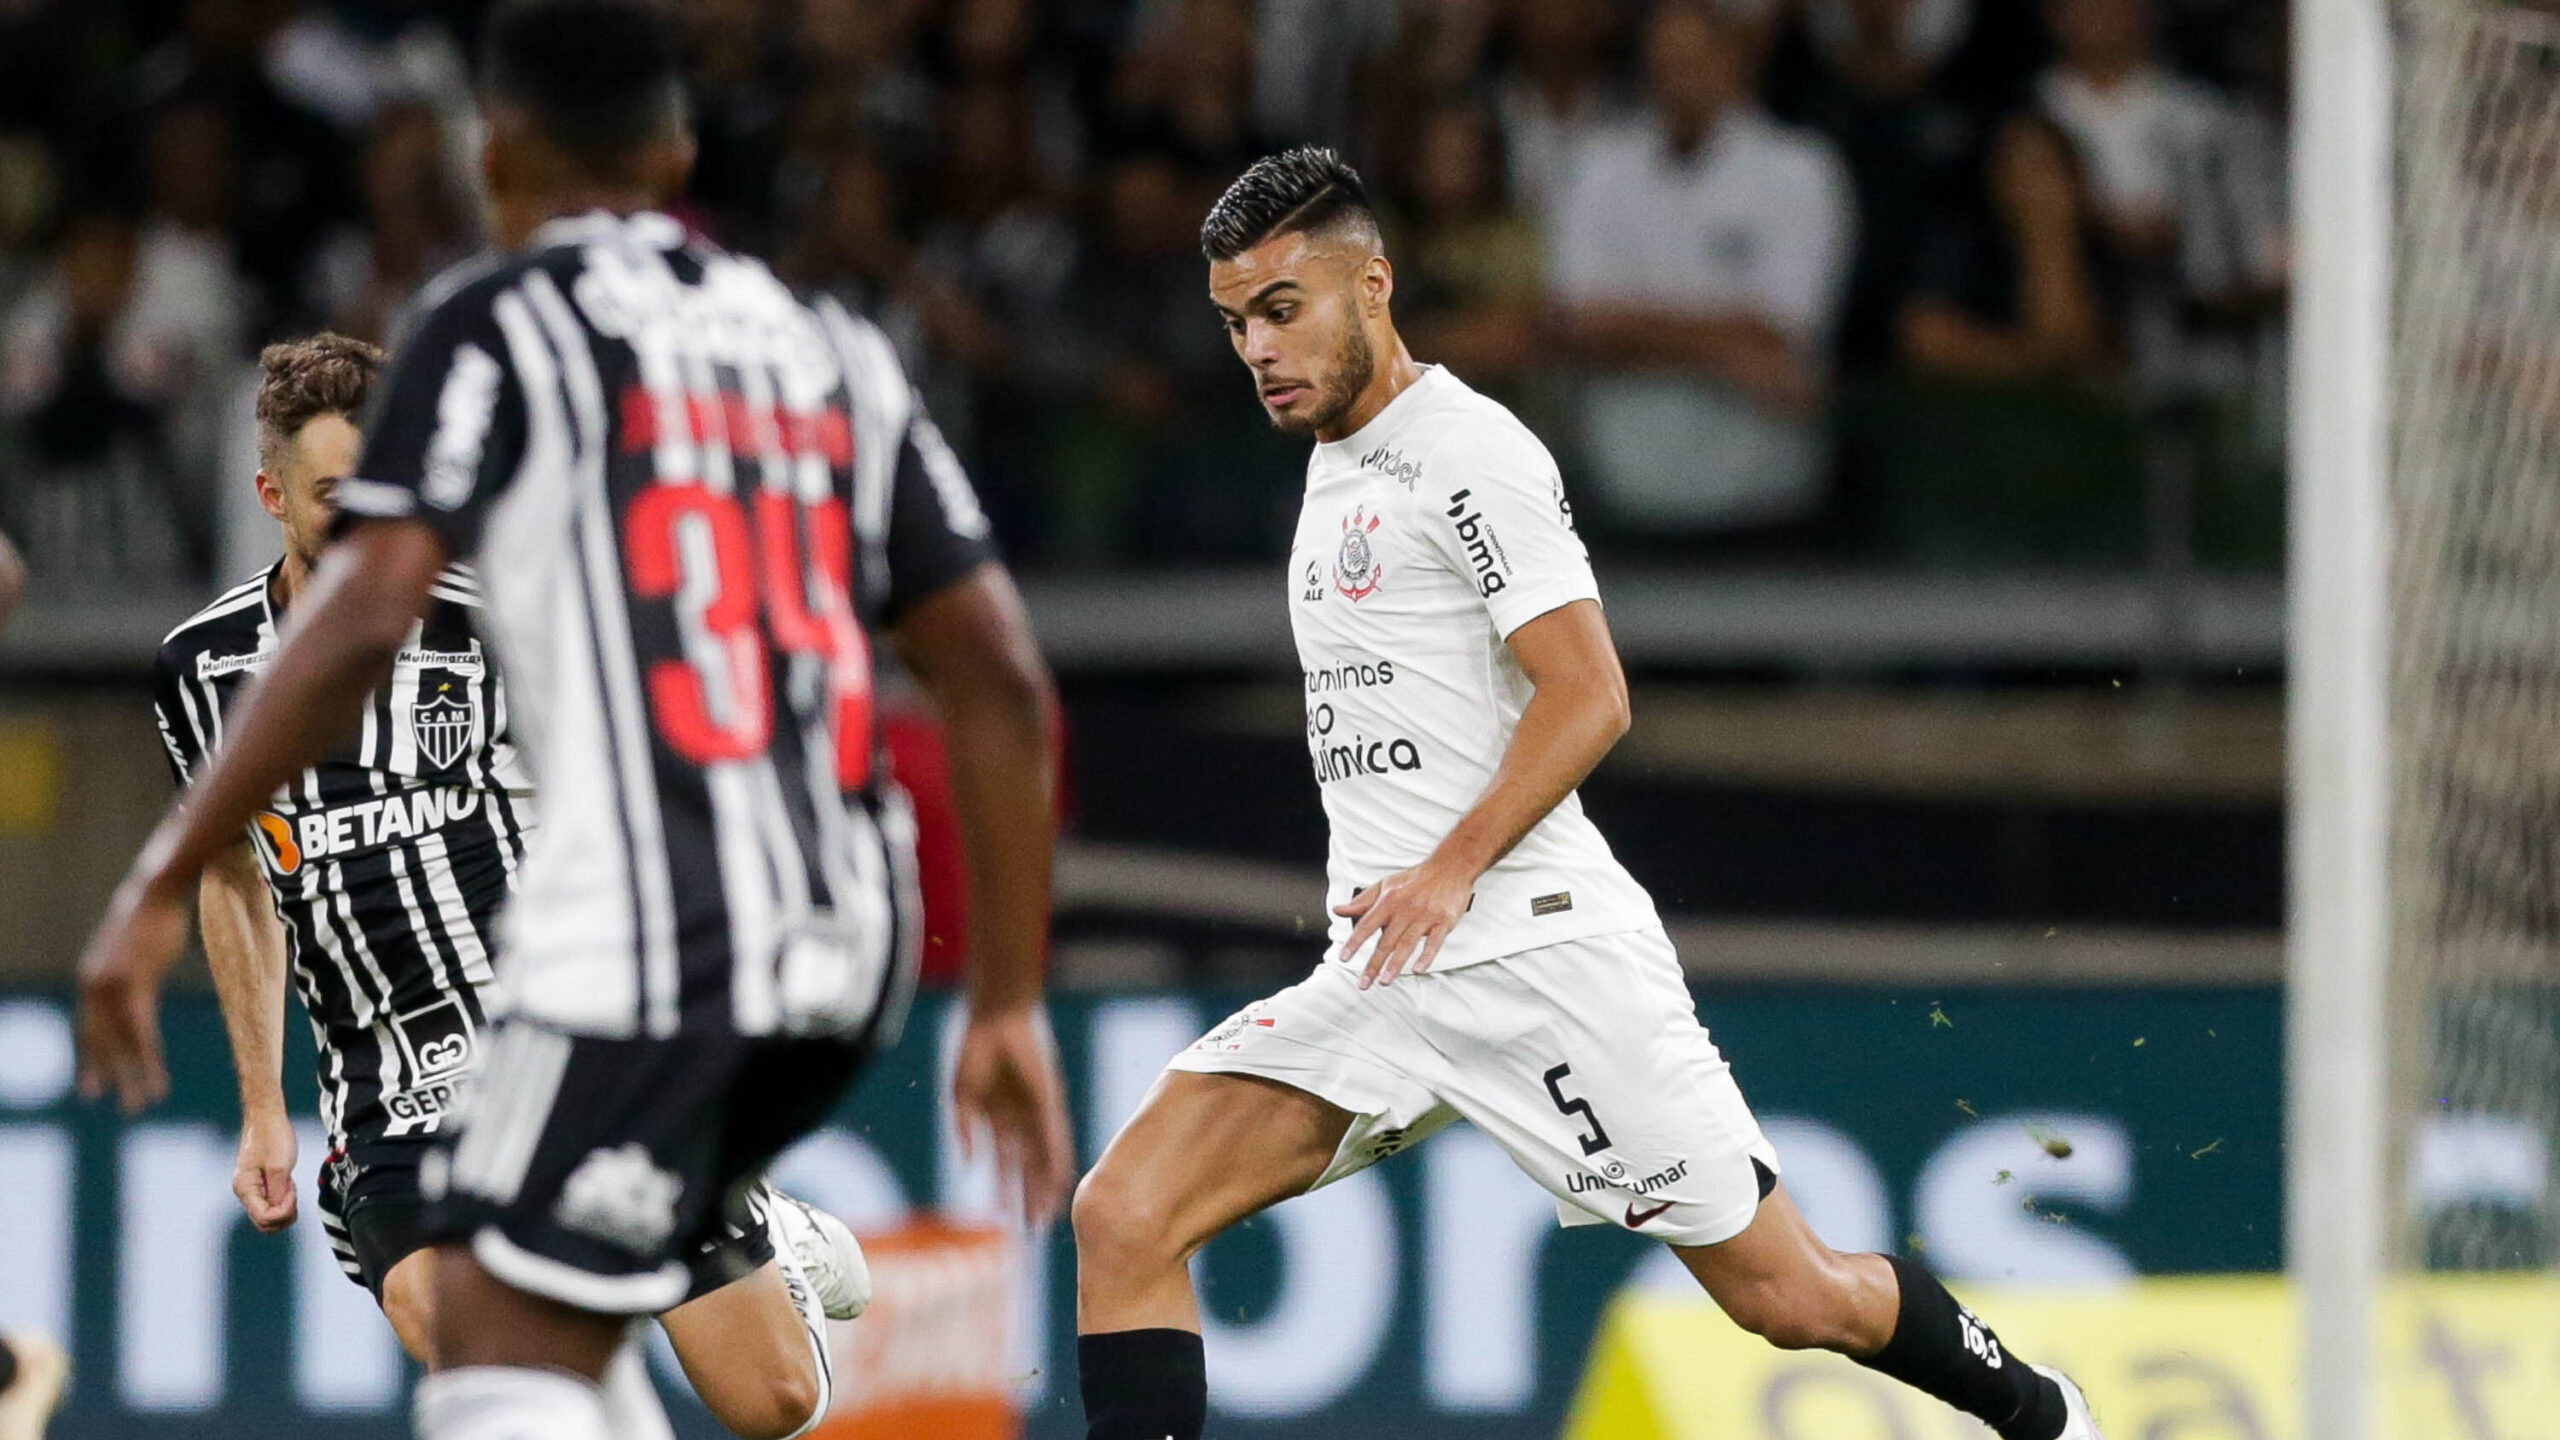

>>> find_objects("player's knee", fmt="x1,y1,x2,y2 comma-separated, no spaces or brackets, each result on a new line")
377,1254,438,1367
710,1364,823,1440
1071,1163,1176,1271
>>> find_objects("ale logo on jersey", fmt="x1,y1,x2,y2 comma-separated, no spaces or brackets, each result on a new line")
1335,507,1385,601
413,684,473,771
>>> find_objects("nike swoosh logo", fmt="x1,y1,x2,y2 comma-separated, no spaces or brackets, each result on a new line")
1625,1199,1673,1227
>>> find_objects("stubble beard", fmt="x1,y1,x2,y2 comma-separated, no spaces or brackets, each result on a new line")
1270,322,1378,438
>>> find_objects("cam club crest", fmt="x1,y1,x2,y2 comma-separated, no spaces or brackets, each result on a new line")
412,685,474,771
1335,506,1385,601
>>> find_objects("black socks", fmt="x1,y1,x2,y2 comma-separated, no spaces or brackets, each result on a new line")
1855,1256,2067,1440
1080,1328,1206,1440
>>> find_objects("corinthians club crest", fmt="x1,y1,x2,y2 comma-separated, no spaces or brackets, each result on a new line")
1334,506,1384,601
412,684,474,771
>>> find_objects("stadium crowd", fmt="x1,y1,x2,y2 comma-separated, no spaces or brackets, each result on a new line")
0,0,2288,588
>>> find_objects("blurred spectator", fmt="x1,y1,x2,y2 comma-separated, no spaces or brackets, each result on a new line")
906,79,1080,540
1494,0,1630,219
1108,0,1265,171
1047,148,1291,563
1790,0,1993,366
792,0,938,160
684,0,790,251
1900,115,2112,381
1,204,232,581
2036,0,2278,394
786,142,926,359
2036,0,2213,265
1545,0,1855,534
307,99,480,345
1249,0,1400,150
1386,102,1543,388
132,0,355,331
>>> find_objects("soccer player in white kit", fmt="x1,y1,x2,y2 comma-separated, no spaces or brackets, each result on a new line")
1070,148,2105,1440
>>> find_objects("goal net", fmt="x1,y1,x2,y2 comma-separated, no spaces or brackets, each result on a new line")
2389,0,2560,1275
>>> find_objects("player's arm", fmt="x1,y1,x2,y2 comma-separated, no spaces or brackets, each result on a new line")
861,372,1072,1222
201,838,299,1232
1337,600,1629,987
78,520,449,1111
891,562,1072,1218
891,565,1059,1016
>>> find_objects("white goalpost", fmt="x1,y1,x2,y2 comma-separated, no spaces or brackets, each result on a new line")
2296,2,2560,1434
2288,0,2394,1430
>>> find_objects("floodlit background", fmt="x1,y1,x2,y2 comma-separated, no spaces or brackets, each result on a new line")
0,0,2543,1438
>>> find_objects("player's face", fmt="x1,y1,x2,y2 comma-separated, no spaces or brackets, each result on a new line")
1210,231,1382,438
261,413,361,571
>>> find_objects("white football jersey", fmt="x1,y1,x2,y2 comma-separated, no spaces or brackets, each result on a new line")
1288,365,1659,970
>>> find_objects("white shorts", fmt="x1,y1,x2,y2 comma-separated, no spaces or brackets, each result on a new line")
1165,926,1780,1248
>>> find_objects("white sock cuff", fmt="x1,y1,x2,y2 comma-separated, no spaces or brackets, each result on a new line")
414,1366,609,1440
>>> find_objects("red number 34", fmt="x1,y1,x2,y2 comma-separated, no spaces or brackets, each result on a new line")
623,485,875,789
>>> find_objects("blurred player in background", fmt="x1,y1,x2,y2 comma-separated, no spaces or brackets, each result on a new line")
1070,149,2106,1440
0,527,23,634
0,1326,65,1440
145,333,872,1439
75,3,1074,1438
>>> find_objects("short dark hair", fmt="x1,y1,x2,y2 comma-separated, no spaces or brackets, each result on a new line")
256,333,384,469
482,0,687,181
1200,147,1378,262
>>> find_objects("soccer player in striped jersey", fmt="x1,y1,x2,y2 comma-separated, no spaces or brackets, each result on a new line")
150,334,878,1439
78,5,1072,1439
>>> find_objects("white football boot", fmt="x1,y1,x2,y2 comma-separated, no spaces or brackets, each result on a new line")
766,1188,873,1321
2036,1366,2107,1440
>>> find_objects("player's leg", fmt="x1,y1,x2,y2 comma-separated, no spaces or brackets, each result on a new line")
1074,1070,1352,1331
1072,1071,1352,1440
417,1242,628,1437
378,1250,438,1366
1429,930,2098,1440
1670,1190,2092,1438
655,1182,865,1440
1076,969,1453,1440
661,1262,827,1440
0,1328,69,1440
411,1022,755,1440
320,1155,442,1365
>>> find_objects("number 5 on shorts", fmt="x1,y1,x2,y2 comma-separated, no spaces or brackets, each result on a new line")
1543,1063,1613,1156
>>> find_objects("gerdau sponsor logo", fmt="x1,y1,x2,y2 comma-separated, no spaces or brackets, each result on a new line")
1445,489,1511,597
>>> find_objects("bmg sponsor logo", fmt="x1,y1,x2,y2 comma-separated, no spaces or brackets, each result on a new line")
1444,489,1512,598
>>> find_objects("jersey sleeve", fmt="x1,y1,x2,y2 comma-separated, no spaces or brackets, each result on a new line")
1418,422,1601,639
149,642,207,788
333,274,530,558
876,395,1000,625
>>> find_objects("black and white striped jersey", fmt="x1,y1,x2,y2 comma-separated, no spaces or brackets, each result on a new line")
152,561,535,1158
333,210,992,1043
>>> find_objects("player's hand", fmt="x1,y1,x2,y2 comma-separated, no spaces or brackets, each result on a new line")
950,1005,1074,1226
1336,855,1477,989
234,1112,299,1233
75,867,190,1113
